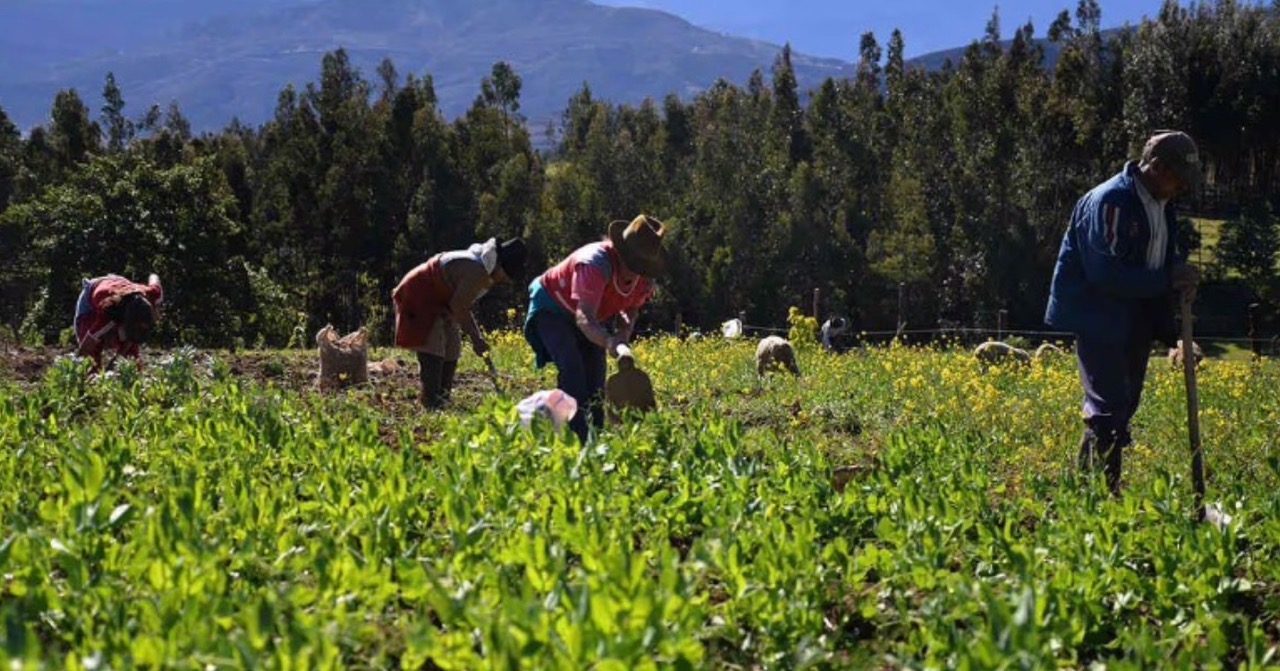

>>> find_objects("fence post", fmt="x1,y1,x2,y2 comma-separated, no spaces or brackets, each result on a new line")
812,288,821,324
1249,302,1260,359
674,312,683,338
897,283,905,334
997,309,1008,341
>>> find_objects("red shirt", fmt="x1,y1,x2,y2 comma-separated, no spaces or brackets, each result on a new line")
76,276,163,367
541,242,653,320
391,255,452,349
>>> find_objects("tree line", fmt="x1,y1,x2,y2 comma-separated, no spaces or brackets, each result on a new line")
1,0,1277,349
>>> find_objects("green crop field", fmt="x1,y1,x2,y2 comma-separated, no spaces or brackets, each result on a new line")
2,336,1278,669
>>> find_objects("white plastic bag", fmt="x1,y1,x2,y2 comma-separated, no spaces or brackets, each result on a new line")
516,389,578,431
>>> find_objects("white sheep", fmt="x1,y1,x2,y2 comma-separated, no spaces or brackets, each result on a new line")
1032,342,1065,363
1168,339,1204,369
973,340,1031,371
756,336,801,377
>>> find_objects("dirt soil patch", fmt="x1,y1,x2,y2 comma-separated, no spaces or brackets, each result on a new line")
0,346,60,385
1,346,544,452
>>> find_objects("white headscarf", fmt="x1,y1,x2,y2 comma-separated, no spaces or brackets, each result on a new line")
468,237,499,275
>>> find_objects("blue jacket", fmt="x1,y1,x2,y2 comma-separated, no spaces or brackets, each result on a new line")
1045,161,1184,345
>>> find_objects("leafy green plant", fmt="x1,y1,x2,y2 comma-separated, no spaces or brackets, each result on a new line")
1,336,1278,668
245,263,308,348
787,306,818,349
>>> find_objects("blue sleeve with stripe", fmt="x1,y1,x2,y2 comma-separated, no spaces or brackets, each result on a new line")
1077,196,1171,299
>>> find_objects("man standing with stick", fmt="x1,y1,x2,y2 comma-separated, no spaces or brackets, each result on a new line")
1045,131,1203,496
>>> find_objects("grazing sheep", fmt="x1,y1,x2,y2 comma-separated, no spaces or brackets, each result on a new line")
973,340,1032,371
1032,342,1065,363
756,336,801,376
1168,339,1204,369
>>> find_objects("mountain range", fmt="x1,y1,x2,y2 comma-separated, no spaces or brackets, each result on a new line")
0,0,1063,133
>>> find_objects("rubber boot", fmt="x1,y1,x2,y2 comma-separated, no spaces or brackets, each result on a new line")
440,359,459,402
1076,430,1097,473
568,410,590,445
1100,434,1123,497
1105,429,1132,498
417,353,447,409
1078,426,1123,496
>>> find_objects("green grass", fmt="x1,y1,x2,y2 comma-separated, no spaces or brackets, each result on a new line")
1201,340,1262,362
1190,217,1225,268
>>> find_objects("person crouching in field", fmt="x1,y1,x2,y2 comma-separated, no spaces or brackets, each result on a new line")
821,317,848,353
1045,130,1202,496
523,215,667,444
393,237,527,409
74,273,164,371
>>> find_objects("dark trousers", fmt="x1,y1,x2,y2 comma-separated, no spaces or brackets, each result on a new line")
531,311,606,443
1074,322,1153,493
416,352,457,409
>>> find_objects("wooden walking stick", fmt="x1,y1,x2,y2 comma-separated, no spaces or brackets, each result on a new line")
474,319,505,397
1180,291,1227,527
1179,291,1207,522
482,352,504,396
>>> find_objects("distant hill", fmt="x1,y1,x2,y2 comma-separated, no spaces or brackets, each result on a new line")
904,27,1128,73
0,0,857,132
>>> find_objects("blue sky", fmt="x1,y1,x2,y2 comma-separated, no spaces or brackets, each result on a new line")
594,0,1172,59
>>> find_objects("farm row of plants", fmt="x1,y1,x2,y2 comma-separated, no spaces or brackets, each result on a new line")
1,337,1278,668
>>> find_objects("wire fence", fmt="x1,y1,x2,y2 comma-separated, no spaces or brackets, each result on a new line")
677,320,1280,356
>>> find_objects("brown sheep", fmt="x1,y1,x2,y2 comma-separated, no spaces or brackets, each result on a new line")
1168,339,1204,369
756,336,801,376
973,340,1032,371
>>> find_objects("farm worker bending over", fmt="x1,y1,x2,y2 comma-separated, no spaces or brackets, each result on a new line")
393,237,527,409
74,273,164,370
821,317,849,353
523,214,667,443
1045,130,1202,496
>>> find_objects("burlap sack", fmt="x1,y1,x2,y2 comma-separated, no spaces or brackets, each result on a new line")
317,325,369,390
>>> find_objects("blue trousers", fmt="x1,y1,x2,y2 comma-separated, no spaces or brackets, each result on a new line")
1075,319,1154,442
529,310,606,443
